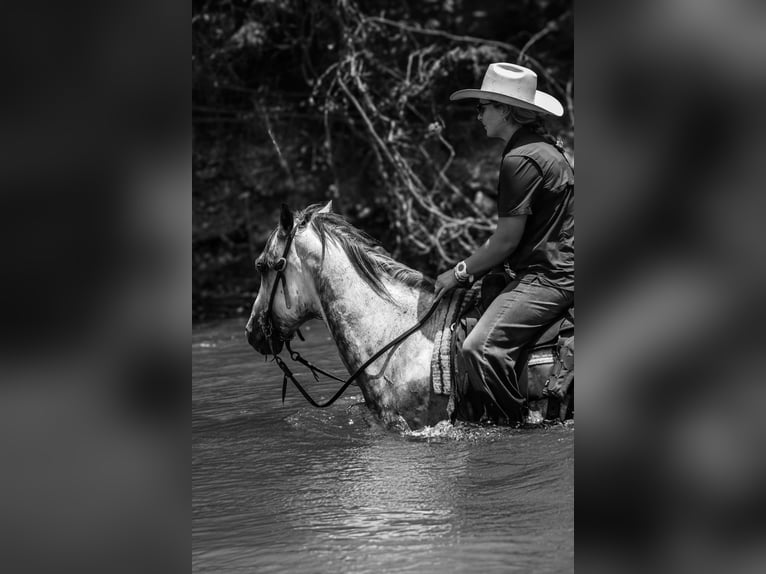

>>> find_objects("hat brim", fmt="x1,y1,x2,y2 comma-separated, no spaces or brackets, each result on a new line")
449,89,564,117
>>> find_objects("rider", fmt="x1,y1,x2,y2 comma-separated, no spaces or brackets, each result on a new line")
433,63,574,423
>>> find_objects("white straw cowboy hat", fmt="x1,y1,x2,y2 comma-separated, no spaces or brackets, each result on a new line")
450,63,564,117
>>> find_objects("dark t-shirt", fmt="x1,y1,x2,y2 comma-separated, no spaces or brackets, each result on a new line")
497,128,574,291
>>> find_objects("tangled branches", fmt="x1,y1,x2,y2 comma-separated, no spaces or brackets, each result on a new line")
193,0,573,286
307,2,572,270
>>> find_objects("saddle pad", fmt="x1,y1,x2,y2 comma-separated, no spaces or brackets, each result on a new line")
430,284,481,396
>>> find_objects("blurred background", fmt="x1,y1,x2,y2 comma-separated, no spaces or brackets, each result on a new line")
192,0,573,322
577,1,766,573
0,1,188,573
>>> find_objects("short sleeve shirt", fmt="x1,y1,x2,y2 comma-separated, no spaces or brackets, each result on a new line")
497,128,574,291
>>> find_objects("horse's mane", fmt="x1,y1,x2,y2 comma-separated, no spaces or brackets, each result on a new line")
298,204,434,303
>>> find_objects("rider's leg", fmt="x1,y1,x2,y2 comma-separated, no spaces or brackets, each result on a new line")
461,277,573,422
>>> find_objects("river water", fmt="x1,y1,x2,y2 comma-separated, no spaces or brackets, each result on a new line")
193,319,574,573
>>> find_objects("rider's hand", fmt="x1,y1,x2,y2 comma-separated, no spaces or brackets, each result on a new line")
434,268,460,301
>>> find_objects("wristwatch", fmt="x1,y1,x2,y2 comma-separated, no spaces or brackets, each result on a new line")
453,260,475,284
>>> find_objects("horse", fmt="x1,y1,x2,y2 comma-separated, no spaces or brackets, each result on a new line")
246,202,573,430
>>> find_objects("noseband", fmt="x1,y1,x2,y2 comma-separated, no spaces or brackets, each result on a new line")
255,216,441,409
256,222,300,355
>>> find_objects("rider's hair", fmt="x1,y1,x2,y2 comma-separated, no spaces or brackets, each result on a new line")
502,104,566,154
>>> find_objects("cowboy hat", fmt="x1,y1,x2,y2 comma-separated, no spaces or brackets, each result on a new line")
450,63,564,117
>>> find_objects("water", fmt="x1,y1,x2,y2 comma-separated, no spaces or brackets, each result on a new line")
193,319,574,573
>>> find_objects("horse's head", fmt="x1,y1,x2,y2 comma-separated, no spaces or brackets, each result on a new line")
245,202,330,355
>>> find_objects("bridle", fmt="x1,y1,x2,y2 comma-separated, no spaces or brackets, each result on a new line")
256,223,299,354
255,217,441,408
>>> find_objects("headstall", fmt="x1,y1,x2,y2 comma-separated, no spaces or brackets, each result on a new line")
257,217,441,408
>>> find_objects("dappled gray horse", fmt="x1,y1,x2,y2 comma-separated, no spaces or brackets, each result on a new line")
246,202,572,430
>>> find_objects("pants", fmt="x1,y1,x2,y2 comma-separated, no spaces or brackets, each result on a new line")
461,276,574,421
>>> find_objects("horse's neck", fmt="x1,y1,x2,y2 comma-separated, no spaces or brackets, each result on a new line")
314,267,432,377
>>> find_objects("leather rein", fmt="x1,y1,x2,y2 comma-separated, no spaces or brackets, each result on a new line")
258,220,441,408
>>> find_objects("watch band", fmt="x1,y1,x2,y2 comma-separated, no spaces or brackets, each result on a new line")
453,260,474,284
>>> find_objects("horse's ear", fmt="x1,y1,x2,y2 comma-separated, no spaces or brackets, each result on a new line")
317,200,333,215
279,203,294,233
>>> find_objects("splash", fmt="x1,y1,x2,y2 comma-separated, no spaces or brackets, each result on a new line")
404,418,574,441
405,420,461,439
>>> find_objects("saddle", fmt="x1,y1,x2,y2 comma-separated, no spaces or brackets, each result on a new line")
478,270,573,371
430,273,574,421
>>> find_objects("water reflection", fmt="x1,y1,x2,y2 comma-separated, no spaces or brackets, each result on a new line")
290,440,470,544
193,319,574,573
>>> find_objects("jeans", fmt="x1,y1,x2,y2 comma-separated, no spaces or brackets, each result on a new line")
461,276,574,421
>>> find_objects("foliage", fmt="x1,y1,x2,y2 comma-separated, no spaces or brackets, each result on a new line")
193,0,573,322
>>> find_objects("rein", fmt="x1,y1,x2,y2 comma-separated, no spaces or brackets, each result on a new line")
260,219,441,409
275,299,440,408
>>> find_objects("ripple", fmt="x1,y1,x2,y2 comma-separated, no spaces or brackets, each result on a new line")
193,319,574,574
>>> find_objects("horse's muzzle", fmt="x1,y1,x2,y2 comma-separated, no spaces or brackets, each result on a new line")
246,324,284,355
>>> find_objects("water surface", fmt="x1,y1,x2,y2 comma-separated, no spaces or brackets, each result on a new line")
193,319,573,573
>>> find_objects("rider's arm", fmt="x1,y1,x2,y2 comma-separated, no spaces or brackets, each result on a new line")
463,154,539,277
463,215,526,277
